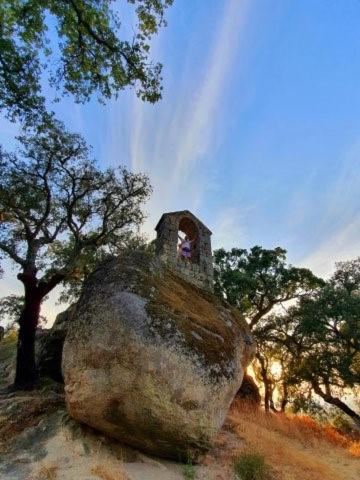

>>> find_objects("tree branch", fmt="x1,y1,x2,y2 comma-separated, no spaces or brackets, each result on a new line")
0,241,26,267
38,272,65,297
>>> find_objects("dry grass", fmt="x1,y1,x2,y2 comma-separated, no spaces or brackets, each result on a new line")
222,400,360,480
35,463,58,480
90,464,129,480
348,441,360,457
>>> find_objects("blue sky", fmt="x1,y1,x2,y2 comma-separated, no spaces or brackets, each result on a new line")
1,0,360,321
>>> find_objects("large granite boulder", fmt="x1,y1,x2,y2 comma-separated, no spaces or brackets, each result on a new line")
62,249,255,460
36,307,74,382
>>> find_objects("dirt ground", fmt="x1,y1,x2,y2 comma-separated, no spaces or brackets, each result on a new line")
1,386,359,480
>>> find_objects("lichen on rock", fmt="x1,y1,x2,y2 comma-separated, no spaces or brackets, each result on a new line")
62,248,255,460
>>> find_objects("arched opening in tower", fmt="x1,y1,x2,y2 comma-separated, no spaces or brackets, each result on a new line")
178,216,200,263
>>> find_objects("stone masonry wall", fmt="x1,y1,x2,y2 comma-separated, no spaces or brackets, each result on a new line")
155,211,214,292
174,259,213,291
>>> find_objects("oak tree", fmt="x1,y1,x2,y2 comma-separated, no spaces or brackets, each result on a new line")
0,0,173,122
214,246,324,408
259,259,360,426
214,246,323,328
287,259,360,426
0,120,151,388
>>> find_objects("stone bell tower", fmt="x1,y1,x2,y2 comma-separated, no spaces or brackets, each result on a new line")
155,210,213,291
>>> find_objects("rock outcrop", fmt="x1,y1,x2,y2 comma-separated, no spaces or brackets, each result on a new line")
237,374,261,405
36,306,74,382
62,249,255,460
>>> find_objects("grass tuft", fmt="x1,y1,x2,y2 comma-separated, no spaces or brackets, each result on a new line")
233,452,272,480
226,399,360,480
182,461,196,480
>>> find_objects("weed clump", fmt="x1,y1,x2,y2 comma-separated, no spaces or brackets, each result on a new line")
182,452,196,480
182,461,196,480
233,452,272,480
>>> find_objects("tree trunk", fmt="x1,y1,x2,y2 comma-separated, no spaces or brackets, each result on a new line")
269,390,279,413
14,290,42,389
312,381,360,430
263,379,271,412
280,396,288,413
257,353,271,412
13,269,64,389
280,381,289,413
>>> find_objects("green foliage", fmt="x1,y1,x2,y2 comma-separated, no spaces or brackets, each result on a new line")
233,452,272,480
214,245,323,412
330,411,356,434
291,395,327,420
0,328,17,358
0,117,151,386
0,295,48,328
0,118,152,308
182,462,196,480
181,451,196,480
288,258,360,392
0,0,173,122
0,328,17,385
259,258,360,424
0,295,24,329
214,246,323,327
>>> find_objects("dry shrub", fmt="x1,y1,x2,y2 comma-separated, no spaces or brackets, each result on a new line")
322,425,349,447
90,464,129,480
290,414,348,447
225,400,360,480
348,441,360,458
230,400,349,449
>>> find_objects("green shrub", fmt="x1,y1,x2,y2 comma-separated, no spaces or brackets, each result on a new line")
182,462,195,480
233,452,271,480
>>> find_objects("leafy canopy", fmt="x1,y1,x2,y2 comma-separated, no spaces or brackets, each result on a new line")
0,294,48,328
0,0,173,121
256,259,360,422
0,119,151,293
214,246,324,327
289,258,360,392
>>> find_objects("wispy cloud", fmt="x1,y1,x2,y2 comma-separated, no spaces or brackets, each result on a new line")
124,0,252,236
211,204,255,250
300,216,360,278
129,97,145,173
171,0,251,180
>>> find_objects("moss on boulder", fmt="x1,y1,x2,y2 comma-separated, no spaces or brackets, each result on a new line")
62,249,255,460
